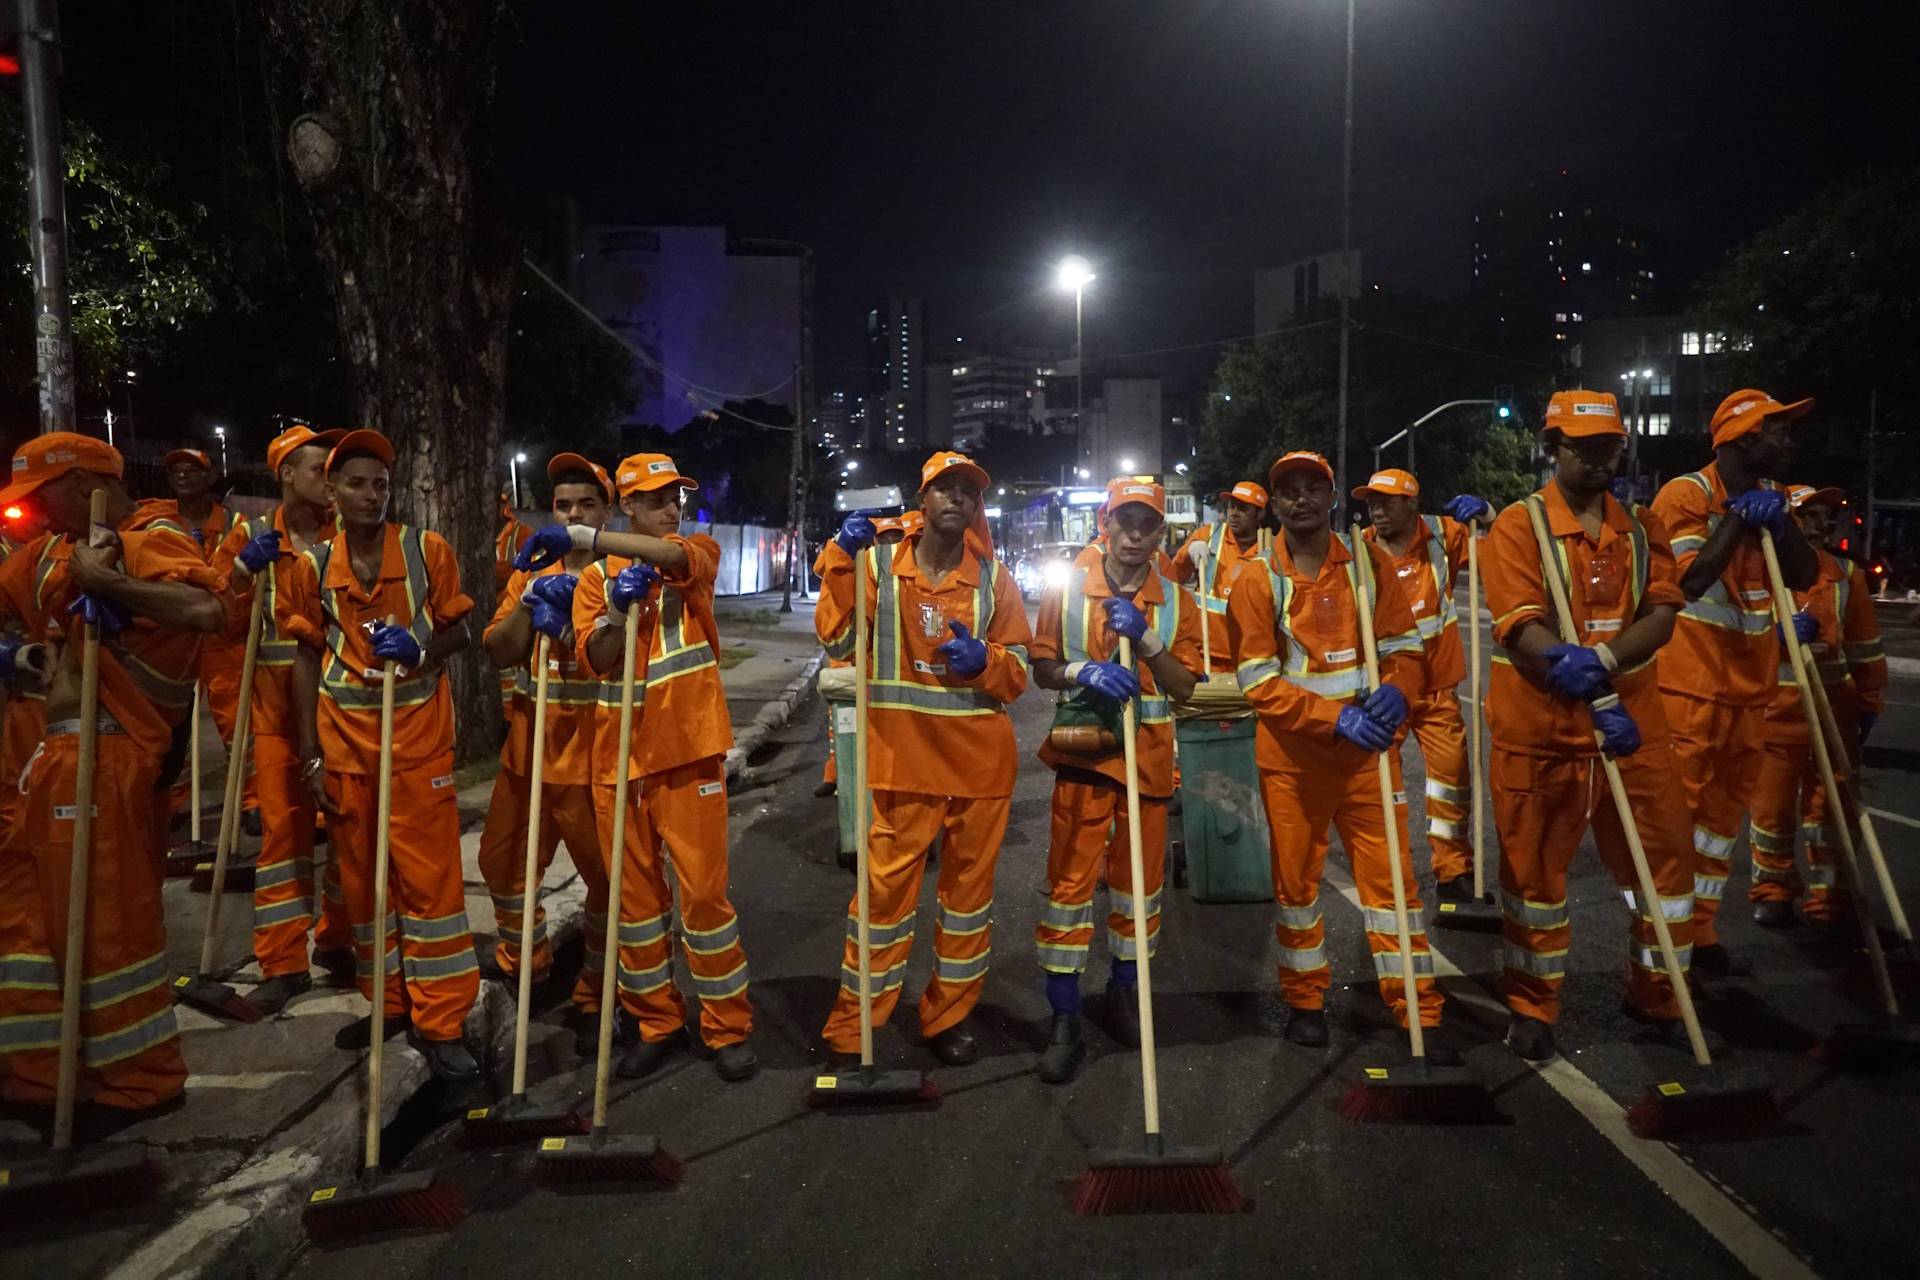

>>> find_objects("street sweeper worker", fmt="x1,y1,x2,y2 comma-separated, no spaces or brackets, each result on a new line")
0,432,226,1115
278,430,481,1083
1651,389,1819,975
1225,450,1453,1054
567,452,758,1084
815,449,1033,1069
1028,478,1201,1084
1746,484,1886,930
1354,468,1491,904
1170,480,1267,673
208,425,354,1014
476,454,614,1030
1480,390,1712,1063
812,515,908,798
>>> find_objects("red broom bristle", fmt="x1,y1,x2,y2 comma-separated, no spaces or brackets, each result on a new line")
536,1148,684,1185
1625,1087,1782,1140
1071,1164,1246,1216
302,1180,468,1245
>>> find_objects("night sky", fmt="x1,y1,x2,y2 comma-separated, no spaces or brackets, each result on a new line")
497,1,1915,392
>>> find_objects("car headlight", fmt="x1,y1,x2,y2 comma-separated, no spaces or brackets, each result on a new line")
1043,560,1072,589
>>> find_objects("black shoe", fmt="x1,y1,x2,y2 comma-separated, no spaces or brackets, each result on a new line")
242,808,264,839
334,1013,408,1050
1101,984,1141,1048
1692,943,1753,976
475,947,510,984
245,972,311,1016
615,1027,688,1079
572,1007,638,1058
1752,900,1797,930
1036,1014,1086,1085
927,1022,978,1066
1621,1001,1728,1056
814,779,837,798
409,1031,481,1083
1435,876,1473,904
1506,1015,1558,1062
1284,1008,1329,1047
1420,1025,1465,1068
714,1041,760,1082
311,948,355,986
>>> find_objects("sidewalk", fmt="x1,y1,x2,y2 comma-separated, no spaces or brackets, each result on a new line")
1,593,824,1280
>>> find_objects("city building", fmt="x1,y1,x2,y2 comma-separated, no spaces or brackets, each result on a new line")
949,348,1065,451
812,389,850,448
922,360,954,449
1086,378,1163,481
867,297,924,451
1253,249,1363,334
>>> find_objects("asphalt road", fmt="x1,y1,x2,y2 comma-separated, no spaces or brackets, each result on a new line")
291,607,1920,1280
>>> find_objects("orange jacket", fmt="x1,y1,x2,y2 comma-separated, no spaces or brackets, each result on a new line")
488,561,601,786
1762,551,1887,736
1170,522,1261,664
209,506,327,740
0,535,58,810
1481,484,1686,758
1652,463,1786,707
1031,543,1202,796
1225,530,1424,776
496,516,534,591
275,523,473,774
1362,514,1471,692
816,530,1032,798
135,498,243,564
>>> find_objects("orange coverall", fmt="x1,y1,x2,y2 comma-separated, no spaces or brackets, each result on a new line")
1225,532,1444,1029
1652,465,1788,945
276,524,479,1041
573,535,752,1048
1169,522,1260,673
1481,486,1696,1024
495,511,534,707
1032,544,1202,980
815,531,1033,1051
0,535,57,1092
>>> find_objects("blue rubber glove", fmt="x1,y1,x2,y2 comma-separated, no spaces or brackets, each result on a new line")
66,592,129,638
1442,494,1492,524
936,619,988,679
370,623,424,670
1727,488,1787,536
608,563,661,612
514,524,575,572
237,529,282,575
1543,643,1611,700
1335,704,1394,753
835,515,875,555
1590,696,1641,757
1859,711,1878,745
1362,682,1408,733
1789,611,1818,645
530,600,569,640
0,638,22,679
526,573,578,640
1101,596,1147,643
1075,660,1139,703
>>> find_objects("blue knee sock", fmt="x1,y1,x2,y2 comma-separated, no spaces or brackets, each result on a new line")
1045,972,1082,1016
1109,959,1137,990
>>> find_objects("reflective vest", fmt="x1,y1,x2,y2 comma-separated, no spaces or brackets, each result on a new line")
1671,471,1775,640
1779,551,1853,690
867,543,1006,717
1250,532,1422,701
1411,515,1456,643
1059,555,1180,726
1523,492,1653,676
240,512,300,671
505,562,604,710
307,526,439,712
107,516,199,714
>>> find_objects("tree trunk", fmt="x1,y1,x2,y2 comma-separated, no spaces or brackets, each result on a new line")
261,0,515,761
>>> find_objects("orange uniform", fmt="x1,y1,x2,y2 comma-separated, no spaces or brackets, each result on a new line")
1031,542,1201,984
1481,484,1696,1024
1169,522,1261,673
478,561,607,1007
1226,531,1443,1028
1747,550,1886,921
495,511,534,706
814,529,1032,1051
276,523,478,1041
573,534,751,1048
1652,464,1788,944
0,535,57,1091
210,509,351,980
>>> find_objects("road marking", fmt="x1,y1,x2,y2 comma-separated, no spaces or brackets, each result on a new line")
1321,866,1817,1280
185,1070,304,1091
1868,806,1920,830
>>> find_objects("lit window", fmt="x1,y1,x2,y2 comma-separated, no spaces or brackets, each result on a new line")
1554,312,1568,323
1570,311,1583,322
1643,413,1671,437
1680,331,1701,355
1580,262,1592,274
1704,332,1725,354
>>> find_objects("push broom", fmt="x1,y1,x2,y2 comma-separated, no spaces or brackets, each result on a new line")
0,490,158,1213
1433,526,1499,931
810,546,939,1108
173,584,266,1024
1524,501,1779,1139
1341,537,1498,1123
1073,634,1244,1214
535,600,683,1183
165,682,214,875
303,621,468,1242
467,632,590,1142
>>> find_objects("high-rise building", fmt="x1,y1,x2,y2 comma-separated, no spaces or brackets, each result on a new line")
812,390,851,448
949,349,1064,452
867,298,925,451
1253,250,1363,335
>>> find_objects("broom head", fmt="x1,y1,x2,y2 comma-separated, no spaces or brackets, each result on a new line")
533,1130,684,1186
190,857,257,894
1625,1067,1782,1140
0,1143,156,1217
1430,898,1502,932
302,1169,468,1244
173,974,265,1024
807,1065,941,1109
1072,1140,1246,1215
1807,1020,1920,1073
165,840,215,877
1340,1062,1502,1124
461,1096,589,1145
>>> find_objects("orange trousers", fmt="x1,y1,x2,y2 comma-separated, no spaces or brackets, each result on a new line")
598,755,752,1048
4,731,186,1111
325,753,478,1041
1257,752,1443,1029
1035,775,1164,975
1663,694,1764,946
1747,733,1850,921
202,654,258,812
0,839,61,1098
1492,745,1696,1023
477,768,606,1009
822,790,1007,1052
251,733,351,978
1400,690,1471,884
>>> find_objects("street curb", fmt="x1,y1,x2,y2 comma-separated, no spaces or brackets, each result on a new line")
723,647,826,781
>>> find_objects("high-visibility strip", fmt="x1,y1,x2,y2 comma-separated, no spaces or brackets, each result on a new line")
1428,816,1464,841
85,1006,180,1067
1751,863,1798,885
0,952,57,990
1692,826,1736,859
1526,492,1650,621
1236,657,1281,692
252,859,302,890
402,951,479,982
1630,942,1693,974
350,913,402,945
1371,948,1435,978
1358,905,1409,935
866,680,1002,716
1275,900,1321,931
1425,777,1468,806
690,960,750,1001
1679,587,1773,636
83,954,171,1008
1109,887,1164,920
1276,944,1328,970
1620,889,1694,923
1748,821,1794,855
400,911,472,942
618,957,674,995
618,914,670,947
252,898,312,929
1694,874,1728,903
935,948,991,984
1040,899,1096,931
938,899,993,936
1037,943,1090,973
1503,944,1568,979
847,913,916,948
1804,865,1837,889
0,1012,61,1052
680,916,742,955
839,958,908,993
1500,891,1570,930
1107,927,1161,960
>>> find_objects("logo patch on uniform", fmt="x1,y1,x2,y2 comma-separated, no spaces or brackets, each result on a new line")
834,707,856,732
913,659,947,676
1326,647,1356,664
1392,791,1407,806
1584,617,1623,633
698,781,724,797
53,805,98,820
1572,402,1617,417
918,603,944,639
431,774,454,789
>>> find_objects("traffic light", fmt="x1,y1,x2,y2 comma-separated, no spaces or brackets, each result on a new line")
1493,385,1515,421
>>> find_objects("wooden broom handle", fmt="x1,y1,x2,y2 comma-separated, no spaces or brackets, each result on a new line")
1468,528,1485,900
1197,543,1213,676
1805,663,1910,945
510,633,553,1097
365,616,399,1172
592,603,643,1128
198,583,266,977
188,682,203,844
1116,635,1161,1139
853,548,875,1067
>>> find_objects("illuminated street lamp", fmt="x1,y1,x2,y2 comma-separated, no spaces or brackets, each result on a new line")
509,449,529,508
1056,255,1095,473
213,424,228,475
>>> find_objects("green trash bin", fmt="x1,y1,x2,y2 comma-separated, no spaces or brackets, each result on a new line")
825,689,865,862
1174,714,1275,904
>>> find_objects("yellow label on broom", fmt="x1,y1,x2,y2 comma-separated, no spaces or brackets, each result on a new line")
309,1187,337,1203
1657,1082,1686,1097
1364,1067,1389,1080
174,976,189,988
814,1076,837,1089
466,1107,491,1119
541,1138,568,1151
0,1170,10,1187
1438,903,1457,913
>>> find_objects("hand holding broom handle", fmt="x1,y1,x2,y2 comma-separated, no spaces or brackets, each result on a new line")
1116,635,1162,1146
510,633,554,1101
364,618,400,1177
590,604,643,1131
198,582,266,978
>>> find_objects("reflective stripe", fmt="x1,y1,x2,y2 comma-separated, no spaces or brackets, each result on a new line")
1275,900,1321,931
935,949,991,984
1060,556,1181,720
691,960,750,1001
840,959,908,993
618,957,674,994
1525,492,1650,621
847,913,916,949
252,897,312,929
1630,942,1692,974
1109,887,1164,920
1261,539,1368,701
1425,777,1467,806
1358,906,1404,935
1620,889,1694,923
1503,944,1567,979
618,914,670,947
0,1012,61,1052
1372,949,1435,978
0,952,57,990
1679,585,1773,636
1236,657,1281,692
938,899,992,936
1693,826,1736,860
1276,944,1328,970
1748,821,1795,855
1751,863,1798,885
1694,874,1728,902
1428,816,1464,841
252,858,302,890
1107,928,1160,961
1501,891,1569,930
1040,899,1097,931
85,1006,180,1067
356,948,403,977
1804,865,1837,889
402,950,479,982
867,680,1002,716
84,954,170,1008
400,911,472,943
350,913,402,944
313,527,441,712
680,916,742,955
1800,819,1840,847
1037,943,1090,973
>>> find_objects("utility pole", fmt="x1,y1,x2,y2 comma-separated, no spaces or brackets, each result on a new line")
1865,387,1877,569
19,0,76,435
1334,0,1356,503
782,360,805,613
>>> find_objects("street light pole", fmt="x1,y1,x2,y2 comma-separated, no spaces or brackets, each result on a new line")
782,361,805,613
509,451,526,510
1371,399,1495,474
21,0,75,435
1075,284,1085,474
1334,0,1356,502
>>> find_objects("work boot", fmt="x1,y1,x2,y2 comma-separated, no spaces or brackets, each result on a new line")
1752,900,1797,930
475,947,510,984
1283,1007,1329,1047
409,1031,481,1083
334,1012,408,1050
927,1022,978,1066
571,1007,638,1058
1036,1014,1086,1085
1505,1015,1558,1063
814,779,837,798
1692,943,1753,976
242,808,264,839
715,1041,760,1082
245,972,311,1016
311,947,355,987
615,1027,687,1080
1622,1001,1728,1056
1435,876,1473,904
1101,983,1141,1048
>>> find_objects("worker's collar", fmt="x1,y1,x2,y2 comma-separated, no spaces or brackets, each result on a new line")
1361,520,1432,554
323,522,408,592
894,529,978,588
1273,526,1352,576
1542,480,1634,539
1082,543,1165,605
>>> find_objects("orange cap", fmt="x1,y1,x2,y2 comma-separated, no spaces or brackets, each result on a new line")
164,448,214,472
919,450,990,492
326,428,397,474
1105,477,1166,516
1711,388,1812,448
614,452,698,497
1,432,124,506
1351,468,1420,501
1788,483,1844,510
1543,389,1626,439
872,515,906,538
266,425,346,475
547,452,615,502
1220,480,1269,509
1267,451,1335,488
898,510,926,535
